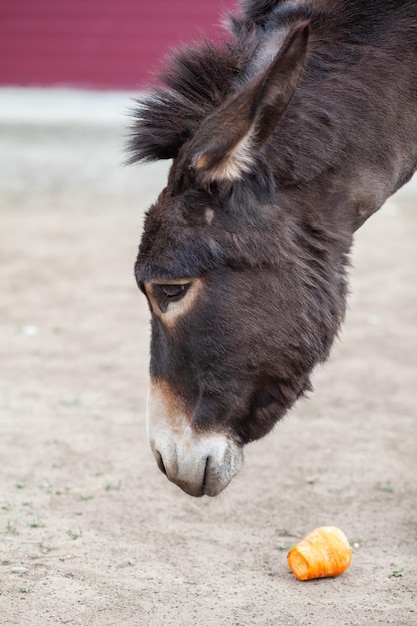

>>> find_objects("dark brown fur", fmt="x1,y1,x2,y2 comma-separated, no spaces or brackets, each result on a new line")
129,0,417,493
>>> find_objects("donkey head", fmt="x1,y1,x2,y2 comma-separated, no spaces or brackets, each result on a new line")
133,23,346,496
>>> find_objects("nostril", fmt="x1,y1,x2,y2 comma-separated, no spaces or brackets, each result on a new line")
202,455,211,493
155,450,167,476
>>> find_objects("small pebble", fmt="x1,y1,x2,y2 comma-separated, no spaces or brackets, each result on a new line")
11,566,29,575
22,325,39,336
367,314,381,326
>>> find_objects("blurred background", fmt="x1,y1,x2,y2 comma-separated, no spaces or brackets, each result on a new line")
0,3,416,623
0,0,229,89
0,0,237,432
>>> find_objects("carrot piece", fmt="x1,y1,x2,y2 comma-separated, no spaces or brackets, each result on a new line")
287,526,352,581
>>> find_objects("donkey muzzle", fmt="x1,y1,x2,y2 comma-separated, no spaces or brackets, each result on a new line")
149,433,243,497
147,381,243,496
150,428,243,497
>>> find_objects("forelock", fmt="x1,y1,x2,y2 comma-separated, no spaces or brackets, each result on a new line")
128,39,249,165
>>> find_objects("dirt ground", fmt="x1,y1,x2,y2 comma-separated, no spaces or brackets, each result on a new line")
0,89,416,626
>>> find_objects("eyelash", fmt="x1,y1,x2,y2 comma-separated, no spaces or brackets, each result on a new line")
159,284,186,298
153,282,191,302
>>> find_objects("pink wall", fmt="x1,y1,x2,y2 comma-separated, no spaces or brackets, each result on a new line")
0,0,234,89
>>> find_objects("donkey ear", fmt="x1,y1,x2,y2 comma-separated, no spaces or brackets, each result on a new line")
190,21,310,183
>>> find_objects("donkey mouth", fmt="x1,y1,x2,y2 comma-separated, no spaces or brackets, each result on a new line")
150,433,244,497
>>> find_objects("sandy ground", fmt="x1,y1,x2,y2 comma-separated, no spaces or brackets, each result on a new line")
0,89,416,626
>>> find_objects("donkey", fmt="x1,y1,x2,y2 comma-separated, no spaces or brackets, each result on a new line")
129,0,417,497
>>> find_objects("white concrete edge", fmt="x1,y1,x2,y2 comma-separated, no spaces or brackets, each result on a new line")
0,87,143,126
0,87,416,192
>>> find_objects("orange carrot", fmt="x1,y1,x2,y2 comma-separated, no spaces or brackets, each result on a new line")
287,526,352,581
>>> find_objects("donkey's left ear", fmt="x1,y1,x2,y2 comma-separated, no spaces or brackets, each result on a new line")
190,21,310,184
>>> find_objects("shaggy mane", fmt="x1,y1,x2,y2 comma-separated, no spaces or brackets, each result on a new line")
128,35,254,164
128,0,417,178
127,0,289,165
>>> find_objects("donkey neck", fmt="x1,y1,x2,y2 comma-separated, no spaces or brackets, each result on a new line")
261,9,417,234
274,162,401,238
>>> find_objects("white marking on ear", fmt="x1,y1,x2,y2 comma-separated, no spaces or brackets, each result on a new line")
194,128,255,183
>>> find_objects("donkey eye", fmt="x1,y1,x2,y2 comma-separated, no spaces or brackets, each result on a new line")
161,284,186,297
153,283,190,300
